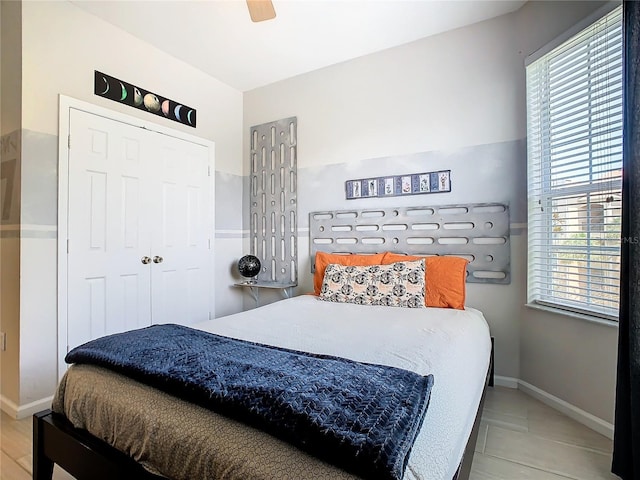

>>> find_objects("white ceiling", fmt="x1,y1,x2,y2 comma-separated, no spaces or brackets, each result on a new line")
72,0,527,92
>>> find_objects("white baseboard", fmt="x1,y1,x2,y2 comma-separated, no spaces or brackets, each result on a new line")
0,394,53,420
491,376,614,440
494,375,519,389
517,380,614,440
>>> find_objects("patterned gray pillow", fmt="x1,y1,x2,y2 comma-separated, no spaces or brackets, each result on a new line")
319,259,425,308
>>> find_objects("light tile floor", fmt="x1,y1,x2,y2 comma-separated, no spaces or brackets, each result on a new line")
471,386,619,480
0,387,619,479
0,409,74,480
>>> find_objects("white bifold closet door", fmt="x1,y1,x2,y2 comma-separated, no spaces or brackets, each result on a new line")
66,108,212,353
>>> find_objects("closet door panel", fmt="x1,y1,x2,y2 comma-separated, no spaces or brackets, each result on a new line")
149,134,211,326
66,109,152,352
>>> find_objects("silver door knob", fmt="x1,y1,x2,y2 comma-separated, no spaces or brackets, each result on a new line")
141,256,152,265
153,256,164,264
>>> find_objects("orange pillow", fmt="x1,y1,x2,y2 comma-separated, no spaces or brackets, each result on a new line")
382,252,468,309
313,252,386,295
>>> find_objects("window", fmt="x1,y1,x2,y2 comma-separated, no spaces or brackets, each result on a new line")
526,5,623,321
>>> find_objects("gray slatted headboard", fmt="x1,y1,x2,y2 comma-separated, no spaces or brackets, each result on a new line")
309,203,510,284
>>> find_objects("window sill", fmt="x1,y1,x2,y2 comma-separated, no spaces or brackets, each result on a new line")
525,303,619,328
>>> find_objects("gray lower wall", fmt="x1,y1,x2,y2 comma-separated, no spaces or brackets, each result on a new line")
20,130,57,227
521,298,619,424
215,171,246,315
1,130,22,406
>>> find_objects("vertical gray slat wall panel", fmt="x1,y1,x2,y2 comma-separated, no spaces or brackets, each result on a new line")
249,117,298,284
309,203,510,284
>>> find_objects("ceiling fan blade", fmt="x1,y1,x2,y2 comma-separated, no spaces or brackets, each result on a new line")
246,0,276,22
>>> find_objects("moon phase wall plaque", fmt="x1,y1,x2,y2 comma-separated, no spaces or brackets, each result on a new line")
94,71,197,128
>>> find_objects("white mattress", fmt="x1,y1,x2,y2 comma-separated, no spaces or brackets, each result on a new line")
194,295,491,480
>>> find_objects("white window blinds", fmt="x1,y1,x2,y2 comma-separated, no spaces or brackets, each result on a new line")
526,5,623,320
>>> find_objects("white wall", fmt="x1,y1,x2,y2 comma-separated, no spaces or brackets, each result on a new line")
0,0,22,410
6,0,246,413
244,0,615,428
1,0,20,135
244,17,522,171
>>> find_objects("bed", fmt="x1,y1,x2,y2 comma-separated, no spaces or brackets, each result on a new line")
34,295,492,480
34,203,506,480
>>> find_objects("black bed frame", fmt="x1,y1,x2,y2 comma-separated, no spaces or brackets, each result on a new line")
33,342,494,480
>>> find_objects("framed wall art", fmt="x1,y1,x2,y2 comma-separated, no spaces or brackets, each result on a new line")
94,71,197,128
345,170,451,200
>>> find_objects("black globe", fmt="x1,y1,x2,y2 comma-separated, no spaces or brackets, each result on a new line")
238,255,261,279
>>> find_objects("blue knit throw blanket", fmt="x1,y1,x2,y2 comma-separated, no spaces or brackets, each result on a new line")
66,324,434,480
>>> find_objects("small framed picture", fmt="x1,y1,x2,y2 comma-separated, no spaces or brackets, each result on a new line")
419,174,431,192
401,176,412,194
439,171,450,191
367,179,377,197
384,177,394,195
353,181,361,198
346,180,362,199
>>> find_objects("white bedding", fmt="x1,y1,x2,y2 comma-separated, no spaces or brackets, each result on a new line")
194,295,492,480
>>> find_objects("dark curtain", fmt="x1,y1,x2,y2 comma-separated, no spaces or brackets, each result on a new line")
613,1,640,479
